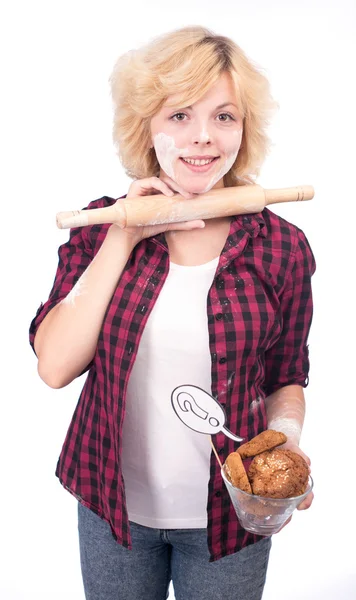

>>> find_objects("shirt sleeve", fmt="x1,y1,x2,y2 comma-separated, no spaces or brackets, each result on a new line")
263,227,316,396
29,223,93,355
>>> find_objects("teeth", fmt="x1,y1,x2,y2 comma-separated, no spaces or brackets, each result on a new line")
182,157,215,166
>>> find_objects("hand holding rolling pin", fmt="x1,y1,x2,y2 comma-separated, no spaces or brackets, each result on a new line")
58,175,205,244
56,183,314,233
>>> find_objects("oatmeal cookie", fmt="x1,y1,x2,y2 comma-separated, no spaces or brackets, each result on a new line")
224,451,252,494
237,430,287,459
248,448,309,498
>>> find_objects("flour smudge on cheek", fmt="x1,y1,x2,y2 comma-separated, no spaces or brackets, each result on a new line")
201,127,243,193
153,132,189,181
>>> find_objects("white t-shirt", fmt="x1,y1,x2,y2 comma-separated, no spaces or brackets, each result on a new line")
120,257,219,528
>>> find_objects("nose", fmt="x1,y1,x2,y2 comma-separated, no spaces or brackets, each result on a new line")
192,124,211,145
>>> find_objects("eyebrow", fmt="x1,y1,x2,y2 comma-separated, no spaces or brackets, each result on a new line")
167,102,239,111
165,102,239,110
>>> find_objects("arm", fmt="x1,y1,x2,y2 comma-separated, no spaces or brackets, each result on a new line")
263,226,316,411
263,227,316,398
265,383,305,446
266,384,313,517
31,178,205,389
263,226,315,448
262,227,316,515
34,225,136,388
265,383,311,468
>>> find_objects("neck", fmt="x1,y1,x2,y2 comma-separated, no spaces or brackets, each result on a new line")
165,216,232,266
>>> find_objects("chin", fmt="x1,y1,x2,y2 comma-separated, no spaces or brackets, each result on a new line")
185,182,221,195
176,178,214,194
185,185,205,194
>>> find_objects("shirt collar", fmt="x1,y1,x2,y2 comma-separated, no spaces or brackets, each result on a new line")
232,210,268,239
152,209,268,251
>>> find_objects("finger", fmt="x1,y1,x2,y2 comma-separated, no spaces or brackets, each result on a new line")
141,219,205,239
129,177,175,198
160,175,198,199
144,177,175,196
167,220,205,231
297,490,314,511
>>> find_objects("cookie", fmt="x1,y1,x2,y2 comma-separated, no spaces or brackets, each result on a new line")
237,430,287,459
247,448,309,499
224,451,252,494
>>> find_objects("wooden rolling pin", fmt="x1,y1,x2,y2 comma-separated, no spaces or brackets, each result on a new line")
56,184,314,229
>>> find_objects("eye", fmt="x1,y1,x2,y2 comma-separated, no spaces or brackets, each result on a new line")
217,113,235,122
170,112,187,121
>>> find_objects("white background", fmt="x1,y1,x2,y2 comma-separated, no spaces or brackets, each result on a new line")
1,0,355,598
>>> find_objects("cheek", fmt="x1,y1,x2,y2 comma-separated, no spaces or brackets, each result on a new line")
162,128,188,149
154,133,175,160
152,132,190,180
151,119,185,147
153,132,189,162
220,128,243,155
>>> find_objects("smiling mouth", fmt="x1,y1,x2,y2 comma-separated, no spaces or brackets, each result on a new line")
179,156,219,172
181,157,218,166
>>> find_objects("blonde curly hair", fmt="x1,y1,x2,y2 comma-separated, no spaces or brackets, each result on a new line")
109,26,278,187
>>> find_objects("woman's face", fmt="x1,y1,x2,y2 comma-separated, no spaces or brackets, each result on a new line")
150,72,243,194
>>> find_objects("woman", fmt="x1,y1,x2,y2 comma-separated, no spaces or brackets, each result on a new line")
30,26,316,600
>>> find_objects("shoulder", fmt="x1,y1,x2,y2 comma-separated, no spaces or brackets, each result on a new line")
262,207,316,274
83,194,122,211
75,194,127,245
263,207,313,253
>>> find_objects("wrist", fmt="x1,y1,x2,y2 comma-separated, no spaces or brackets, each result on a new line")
268,417,302,446
106,224,138,251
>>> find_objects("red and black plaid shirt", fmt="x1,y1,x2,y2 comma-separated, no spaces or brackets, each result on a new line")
29,194,316,561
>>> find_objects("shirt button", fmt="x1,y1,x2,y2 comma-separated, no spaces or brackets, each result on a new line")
219,357,227,364
218,447,225,455
215,490,222,498
216,313,223,321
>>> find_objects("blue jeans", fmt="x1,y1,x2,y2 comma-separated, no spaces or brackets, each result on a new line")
78,502,272,600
